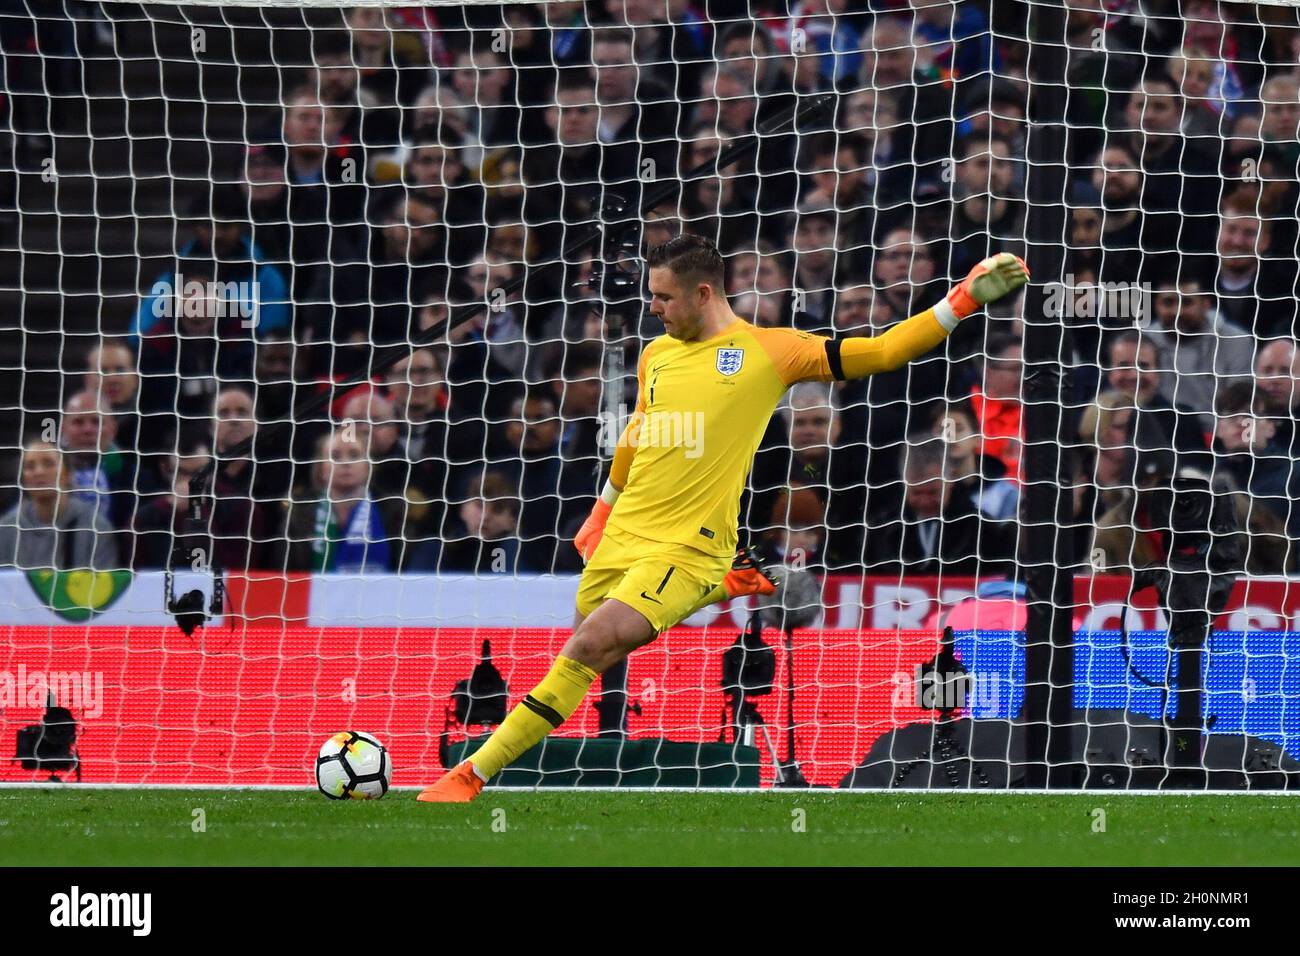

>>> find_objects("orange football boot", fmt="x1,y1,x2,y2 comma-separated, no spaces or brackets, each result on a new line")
416,759,485,803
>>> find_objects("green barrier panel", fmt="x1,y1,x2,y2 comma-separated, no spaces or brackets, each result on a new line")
448,737,762,788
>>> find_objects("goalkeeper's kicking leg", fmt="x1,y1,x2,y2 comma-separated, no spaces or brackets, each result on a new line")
416,537,769,803
416,598,657,803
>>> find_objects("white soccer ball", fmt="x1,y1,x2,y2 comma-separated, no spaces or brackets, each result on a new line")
315,731,392,800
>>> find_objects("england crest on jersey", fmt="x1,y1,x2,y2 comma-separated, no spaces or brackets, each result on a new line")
716,347,744,376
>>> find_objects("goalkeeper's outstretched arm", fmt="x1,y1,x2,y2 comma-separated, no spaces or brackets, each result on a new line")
827,253,1030,380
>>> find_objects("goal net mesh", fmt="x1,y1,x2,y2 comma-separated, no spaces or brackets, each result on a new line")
3,0,1300,789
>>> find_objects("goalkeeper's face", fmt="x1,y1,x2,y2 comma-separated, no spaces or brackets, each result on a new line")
648,267,706,341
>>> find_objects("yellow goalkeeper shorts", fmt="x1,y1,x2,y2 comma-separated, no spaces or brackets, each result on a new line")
575,524,730,633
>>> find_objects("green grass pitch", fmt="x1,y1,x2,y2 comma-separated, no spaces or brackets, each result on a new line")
2,789,1299,866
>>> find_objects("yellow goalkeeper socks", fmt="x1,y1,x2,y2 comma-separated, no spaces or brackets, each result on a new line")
467,655,599,781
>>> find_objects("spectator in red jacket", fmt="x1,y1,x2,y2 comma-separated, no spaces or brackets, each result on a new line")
969,334,1023,483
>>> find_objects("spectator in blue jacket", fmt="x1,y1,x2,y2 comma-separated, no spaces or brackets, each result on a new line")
913,1,1000,83
130,186,291,343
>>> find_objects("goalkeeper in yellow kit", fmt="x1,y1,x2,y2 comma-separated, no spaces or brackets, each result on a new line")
418,235,1028,802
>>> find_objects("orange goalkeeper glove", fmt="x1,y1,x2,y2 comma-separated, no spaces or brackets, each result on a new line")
943,252,1031,323
574,481,619,563
722,546,777,599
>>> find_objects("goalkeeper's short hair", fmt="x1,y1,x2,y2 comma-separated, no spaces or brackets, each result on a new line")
645,234,726,291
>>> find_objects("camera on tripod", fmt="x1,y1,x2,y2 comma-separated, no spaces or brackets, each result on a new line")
584,261,643,310
13,692,79,781
717,564,821,787
573,191,645,312
915,627,971,713
721,611,776,745
439,640,509,768
1125,469,1243,784
1133,470,1241,644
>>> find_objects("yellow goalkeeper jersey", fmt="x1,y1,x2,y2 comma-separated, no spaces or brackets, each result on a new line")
606,317,840,558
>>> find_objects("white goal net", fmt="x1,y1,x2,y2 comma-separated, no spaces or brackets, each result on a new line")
3,0,1300,790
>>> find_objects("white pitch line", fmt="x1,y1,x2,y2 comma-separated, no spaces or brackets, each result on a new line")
0,782,1297,796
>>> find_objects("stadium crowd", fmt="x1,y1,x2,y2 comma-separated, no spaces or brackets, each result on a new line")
4,0,1300,580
